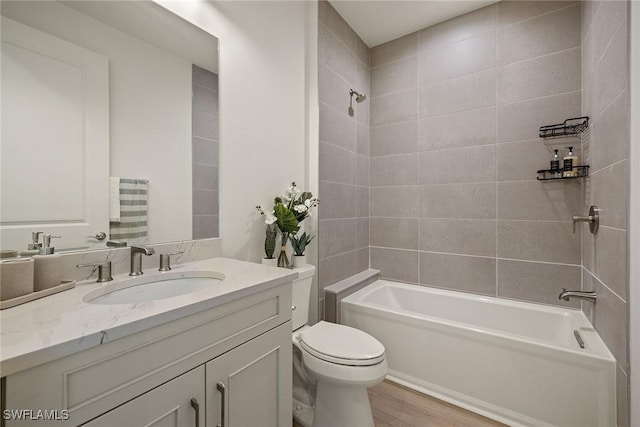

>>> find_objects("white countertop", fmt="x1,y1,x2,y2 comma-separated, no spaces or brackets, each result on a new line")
0,257,297,377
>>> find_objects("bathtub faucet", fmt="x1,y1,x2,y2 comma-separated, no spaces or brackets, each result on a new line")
558,288,597,302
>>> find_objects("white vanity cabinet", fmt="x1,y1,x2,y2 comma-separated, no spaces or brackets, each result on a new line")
84,323,291,427
3,283,292,427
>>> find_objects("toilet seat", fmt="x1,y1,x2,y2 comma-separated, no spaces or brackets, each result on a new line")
299,321,385,366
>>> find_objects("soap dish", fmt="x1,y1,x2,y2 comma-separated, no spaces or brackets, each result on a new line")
0,280,76,310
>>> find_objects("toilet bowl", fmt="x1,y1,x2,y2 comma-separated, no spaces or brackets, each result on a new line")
291,265,387,427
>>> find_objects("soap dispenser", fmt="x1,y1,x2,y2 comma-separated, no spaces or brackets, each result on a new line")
39,234,61,255
33,234,63,291
550,149,561,178
563,147,578,177
21,231,44,257
28,231,43,251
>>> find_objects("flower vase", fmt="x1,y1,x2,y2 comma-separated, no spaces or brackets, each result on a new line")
264,224,277,260
293,254,307,267
261,258,277,267
277,233,291,268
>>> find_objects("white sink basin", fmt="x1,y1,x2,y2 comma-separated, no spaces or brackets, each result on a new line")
84,271,225,305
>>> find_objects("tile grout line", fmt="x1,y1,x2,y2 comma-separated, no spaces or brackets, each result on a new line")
580,61,586,300
370,53,419,72
370,22,496,72
372,143,499,158
368,47,372,273
417,28,422,286
497,89,582,108
598,224,628,233
497,45,581,69
370,86,418,102
320,137,365,157
371,135,582,158
495,5,500,298
321,98,351,121
369,216,575,223
589,157,628,177
320,60,355,103
318,20,362,75
592,85,629,126
370,178,573,186
583,267,628,304
498,2,581,31
372,44,580,100
368,245,582,268
370,89,581,129
591,19,626,80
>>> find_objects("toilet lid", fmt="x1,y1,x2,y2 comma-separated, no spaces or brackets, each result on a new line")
299,321,385,366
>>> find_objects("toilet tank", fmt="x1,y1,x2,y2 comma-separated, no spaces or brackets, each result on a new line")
291,264,316,330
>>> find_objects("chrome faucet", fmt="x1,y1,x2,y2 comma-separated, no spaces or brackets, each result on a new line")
130,245,155,276
559,288,597,302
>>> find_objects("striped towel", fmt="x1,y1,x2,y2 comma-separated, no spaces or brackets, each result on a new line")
109,178,149,244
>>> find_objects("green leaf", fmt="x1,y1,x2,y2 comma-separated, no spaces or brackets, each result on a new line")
274,203,300,234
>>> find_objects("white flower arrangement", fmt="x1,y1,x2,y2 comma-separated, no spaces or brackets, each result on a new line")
256,182,319,267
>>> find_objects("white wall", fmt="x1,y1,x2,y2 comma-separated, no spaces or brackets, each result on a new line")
2,1,193,244
629,1,640,424
157,0,312,262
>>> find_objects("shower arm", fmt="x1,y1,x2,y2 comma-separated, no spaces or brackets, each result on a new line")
348,89,366,117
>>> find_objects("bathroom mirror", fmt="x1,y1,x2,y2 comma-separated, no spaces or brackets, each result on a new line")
0,0,219,253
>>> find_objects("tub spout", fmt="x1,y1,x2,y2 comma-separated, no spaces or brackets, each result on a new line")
559,288,597,302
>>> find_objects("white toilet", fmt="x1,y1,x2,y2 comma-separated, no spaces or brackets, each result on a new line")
291,265,387,427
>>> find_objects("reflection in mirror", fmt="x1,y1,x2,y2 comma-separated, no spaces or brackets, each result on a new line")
0,1,219,254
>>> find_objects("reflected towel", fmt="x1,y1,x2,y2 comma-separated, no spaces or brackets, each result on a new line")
109,178,149,244
109,177,121,222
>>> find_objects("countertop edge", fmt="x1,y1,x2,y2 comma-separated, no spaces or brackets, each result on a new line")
1,259,299,377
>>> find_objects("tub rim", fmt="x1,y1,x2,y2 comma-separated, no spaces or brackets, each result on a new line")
341,280,616,363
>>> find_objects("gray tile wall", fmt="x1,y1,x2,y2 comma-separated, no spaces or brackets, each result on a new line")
316,1,630,423
369,1,584,307
581,2,630,425
192,65,219,239
317,1,370,316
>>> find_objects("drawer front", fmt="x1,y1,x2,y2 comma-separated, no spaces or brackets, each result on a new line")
82,366,205,427
5,284,291,427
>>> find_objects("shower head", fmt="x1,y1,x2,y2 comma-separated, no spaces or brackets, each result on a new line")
348,89,367,116
350,89,367,103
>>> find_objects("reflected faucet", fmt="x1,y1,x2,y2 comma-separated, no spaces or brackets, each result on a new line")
130,245,155,276
558,288,597,302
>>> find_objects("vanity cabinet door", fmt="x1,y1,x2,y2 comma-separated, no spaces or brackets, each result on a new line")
205,322,292,427
83,366,205,427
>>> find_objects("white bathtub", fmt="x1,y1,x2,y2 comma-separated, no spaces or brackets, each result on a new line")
341,280,616,427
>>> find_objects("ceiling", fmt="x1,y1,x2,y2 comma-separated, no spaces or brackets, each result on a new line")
329,0,498,47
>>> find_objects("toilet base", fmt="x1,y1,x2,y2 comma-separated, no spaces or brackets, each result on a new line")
312,381,375,427
292,396,314,427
